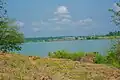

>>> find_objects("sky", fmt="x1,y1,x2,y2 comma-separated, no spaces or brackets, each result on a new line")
6,0,120,37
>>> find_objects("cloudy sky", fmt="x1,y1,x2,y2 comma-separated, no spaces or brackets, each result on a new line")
7,0,120,37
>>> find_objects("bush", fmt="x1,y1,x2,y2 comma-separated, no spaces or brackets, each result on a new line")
105,40,120,68
93,40,120,68
48,50,85,61
71,52,85,61
94,53,106,64
48,50,70,58
48,40,120,68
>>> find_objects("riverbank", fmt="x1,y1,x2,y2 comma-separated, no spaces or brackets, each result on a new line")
0,53,120,80
25,36,120,43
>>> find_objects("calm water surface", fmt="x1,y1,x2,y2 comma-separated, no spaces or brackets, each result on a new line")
18,40,114,57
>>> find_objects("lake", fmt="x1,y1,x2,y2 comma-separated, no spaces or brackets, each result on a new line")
18,39,115,57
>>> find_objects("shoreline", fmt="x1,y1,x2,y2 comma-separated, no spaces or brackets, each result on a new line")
24,38,117,43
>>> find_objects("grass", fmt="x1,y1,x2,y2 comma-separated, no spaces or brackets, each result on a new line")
48,50,99,64
49,50,88,61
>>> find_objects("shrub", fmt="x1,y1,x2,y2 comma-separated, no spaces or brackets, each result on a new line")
48,50,71,59
105,40,120,68
71,52,85,61
48,40,120,68
48,50,88,61
94,53,106,64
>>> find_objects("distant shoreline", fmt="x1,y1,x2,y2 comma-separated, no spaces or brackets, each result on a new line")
24,36,120,43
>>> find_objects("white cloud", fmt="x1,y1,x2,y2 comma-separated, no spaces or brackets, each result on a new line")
48,14,71,22
45,6,71,24
54,6,71,20
84,18,93,22
113,3,120,11
56,18,71,24
33,27,40,32
73,18,93,26
80,18,93,25
59,14,71,18
32,20,49,26
61,18,71,22
54,6,69,14
48,18,59,21
32,6,94,32
53,26,62,31
32,22,41,26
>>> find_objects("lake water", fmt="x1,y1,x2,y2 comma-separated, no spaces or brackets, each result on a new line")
18,39,115,57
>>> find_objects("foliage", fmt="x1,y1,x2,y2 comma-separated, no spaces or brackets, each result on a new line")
0,0,7,20
108,1,120,68
94,53,107,64
105,40,120,68
0,20,24,52
91,40,120,68
93,40,120,68
48,48,120,68
48,50,85,61
49,50,108,64
109,2,120,26
0,0,24,53
106,31,120,36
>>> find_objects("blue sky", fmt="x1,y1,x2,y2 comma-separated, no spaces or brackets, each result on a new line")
7,0,120,37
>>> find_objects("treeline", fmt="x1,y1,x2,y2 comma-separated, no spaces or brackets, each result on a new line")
25,31,120,42
25,36,66,42
106,31,120,36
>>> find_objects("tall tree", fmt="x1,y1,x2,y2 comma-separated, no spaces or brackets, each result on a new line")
107,1,120,67
0,0,24,53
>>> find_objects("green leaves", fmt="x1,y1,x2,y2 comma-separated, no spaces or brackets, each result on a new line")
48,50,86,61
94,53,106,64
116,2,120,7
109,2,120,26
0,20,24,53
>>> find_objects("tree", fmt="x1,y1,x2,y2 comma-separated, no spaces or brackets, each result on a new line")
109,2,120,26
0,20,24,53
0,0,24,53
75,37,78,40
107,1,120,68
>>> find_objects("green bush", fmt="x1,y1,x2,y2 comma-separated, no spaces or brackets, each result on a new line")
94,53,106,64
48,50,70,59
48,50,85,61
48,42,120,69
71,52,85,61
105,40,120,68
93,40,120,68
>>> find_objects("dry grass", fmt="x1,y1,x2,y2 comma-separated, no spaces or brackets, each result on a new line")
0,53,120,80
